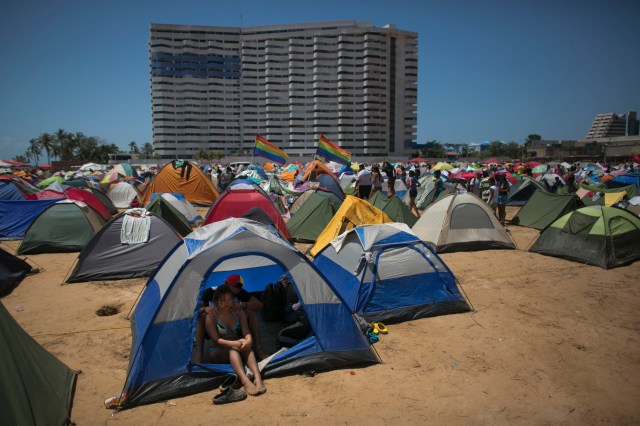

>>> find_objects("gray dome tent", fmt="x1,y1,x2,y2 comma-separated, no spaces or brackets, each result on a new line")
66,211,182,283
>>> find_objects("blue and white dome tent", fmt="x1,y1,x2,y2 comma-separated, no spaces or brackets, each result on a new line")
119,218,378,409
313,223,471,324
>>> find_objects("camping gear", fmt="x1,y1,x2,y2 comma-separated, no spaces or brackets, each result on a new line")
204,180,291,240
507,178,547,206
0,248,32,296
412,192,515,253
145,195,193,237
149,193,203,225
118,218,378,409
141,160,218,205
17,200,107,255
310,195,393,257
313,223,470,323
368,191,418,227
529,205,640,269
107,181,141,208
0,302,78,424
66,213,182,283
0,199,60,240
511,191,584,230
287,191,342,242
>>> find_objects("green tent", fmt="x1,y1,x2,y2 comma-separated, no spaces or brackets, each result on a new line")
507,178,547,206
578,182,639,206
0,302,77,425
530,205,640,269
145,195,193,237
287,191,340,242
87,187,118,215
17,201,106,254
36,176,65,189
369,191,419,227
511,191,584,230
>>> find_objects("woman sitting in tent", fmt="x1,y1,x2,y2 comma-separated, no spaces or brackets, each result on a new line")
204,285,266,396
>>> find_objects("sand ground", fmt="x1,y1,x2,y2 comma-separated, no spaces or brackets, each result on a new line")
2,206,639,425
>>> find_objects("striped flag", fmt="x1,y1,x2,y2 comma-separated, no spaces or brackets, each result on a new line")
316,134,352,166
253,134,289,165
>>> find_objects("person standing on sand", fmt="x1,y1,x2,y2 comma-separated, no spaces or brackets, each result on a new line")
496,173,510,226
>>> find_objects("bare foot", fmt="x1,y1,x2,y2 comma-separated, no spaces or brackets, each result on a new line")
243,381,259,396
254,379,267,395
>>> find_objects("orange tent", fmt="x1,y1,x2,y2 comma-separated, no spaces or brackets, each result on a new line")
141,160,218,205
280,170,298,182
301,160,337,182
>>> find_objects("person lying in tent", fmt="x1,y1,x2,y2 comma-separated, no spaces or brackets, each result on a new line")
203,284,266,396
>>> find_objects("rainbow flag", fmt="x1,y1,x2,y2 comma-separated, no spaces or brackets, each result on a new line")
253,134,289,165
316,134,352,166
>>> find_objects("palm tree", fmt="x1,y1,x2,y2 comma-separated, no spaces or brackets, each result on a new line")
55,129,72,160
13,155,28,163
128,141,139,154
28,138,41,165
37,132,55,165
194,147,208,161
142,142,154,159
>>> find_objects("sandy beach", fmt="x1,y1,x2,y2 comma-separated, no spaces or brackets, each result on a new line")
2,206,640,425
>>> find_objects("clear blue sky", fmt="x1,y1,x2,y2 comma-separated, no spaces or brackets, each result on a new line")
1,0,638,160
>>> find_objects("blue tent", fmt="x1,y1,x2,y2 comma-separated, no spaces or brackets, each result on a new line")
610,173,640,190
119,218,378,409
313,173,345,201
0,181,26,200
0,199,60,240
313,223,470,324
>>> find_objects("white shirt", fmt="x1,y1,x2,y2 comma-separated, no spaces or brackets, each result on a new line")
356,169,372,186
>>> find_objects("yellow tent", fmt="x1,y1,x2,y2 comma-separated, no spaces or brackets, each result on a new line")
310,195,393,257
141,160,218,205
431,162,454,171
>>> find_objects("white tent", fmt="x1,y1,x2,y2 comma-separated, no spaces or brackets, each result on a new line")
412,192,515,253
154,193,203,225
107,182,140,208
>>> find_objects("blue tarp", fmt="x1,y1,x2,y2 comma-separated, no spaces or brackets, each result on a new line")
0,182,25,201
0,199,60,239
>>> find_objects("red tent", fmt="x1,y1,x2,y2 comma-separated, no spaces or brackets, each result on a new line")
204,184,291,240
37,164,53,169
65,188,112,220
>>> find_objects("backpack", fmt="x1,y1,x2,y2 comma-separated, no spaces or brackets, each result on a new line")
262,282,287,322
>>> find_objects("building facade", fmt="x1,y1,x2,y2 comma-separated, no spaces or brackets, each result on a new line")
586,111,639,138
149,21,418,161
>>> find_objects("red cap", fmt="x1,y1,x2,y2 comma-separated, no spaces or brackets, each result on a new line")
225,274,244,288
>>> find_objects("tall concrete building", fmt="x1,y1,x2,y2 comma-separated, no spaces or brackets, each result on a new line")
586,111,638,138
149,21,418,160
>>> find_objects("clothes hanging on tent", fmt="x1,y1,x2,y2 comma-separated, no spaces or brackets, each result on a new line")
121,209,151,244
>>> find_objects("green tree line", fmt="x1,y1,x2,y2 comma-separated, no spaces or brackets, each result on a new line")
417,134,541,160
13,130,155,165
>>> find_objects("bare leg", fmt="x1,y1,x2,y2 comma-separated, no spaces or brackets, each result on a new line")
242,348,266,394
228,349,259,396
245,309,266,360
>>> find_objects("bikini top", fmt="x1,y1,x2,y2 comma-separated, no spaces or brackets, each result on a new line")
216,314,241,338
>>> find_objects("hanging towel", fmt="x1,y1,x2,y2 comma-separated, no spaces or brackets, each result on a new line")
121,208,151,244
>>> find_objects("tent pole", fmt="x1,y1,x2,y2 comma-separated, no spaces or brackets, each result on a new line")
60,257,79,286
126,284,147,320
455,277,475,312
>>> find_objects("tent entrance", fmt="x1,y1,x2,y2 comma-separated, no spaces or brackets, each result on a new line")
195,255,312,363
